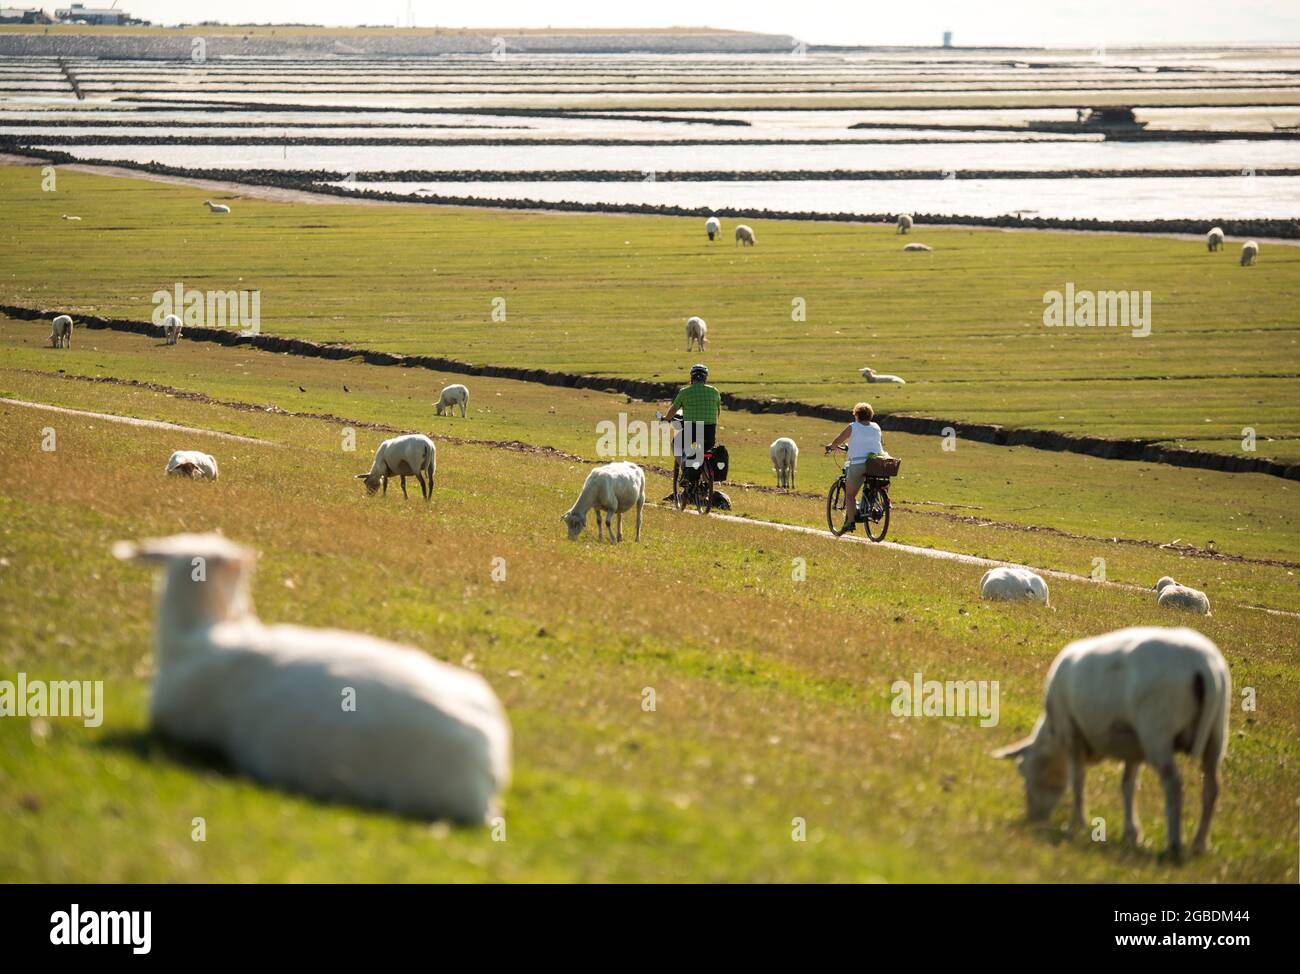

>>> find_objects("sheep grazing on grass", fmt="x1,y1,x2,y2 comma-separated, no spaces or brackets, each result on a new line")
993,626,1229,859
1155,577,1211,616
769,437,798,489
561,461,645,543
860,366,906,385
436,383,469,418
49,314,73,349
356,433,436,500
734,224,755,247
980,566,1049,605
705,216,721,241
685,316,708,352
162,313,182,345
897,214,913,234
902,243,932,252
112,533,511,824
60,214,81,221
203,200,231,214
1206,226,1224,252
165,450,219,481
1240,240,1259,266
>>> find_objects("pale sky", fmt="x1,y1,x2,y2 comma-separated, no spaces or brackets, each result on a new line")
110,1,1300,46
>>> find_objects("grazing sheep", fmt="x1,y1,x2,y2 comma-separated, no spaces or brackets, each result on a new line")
165,450,219,481
897,214,914,234
902,242,932,252
1240,240,1258,266
113,533,510,824
49,314,72,349
685,316,708,352
769,437,799,489
60,214,81,221
1206,227,1224,252
561,461,645,543
1155,577,1211,616
993,626,1230,858
980,566,1049,605
735,224,755,247
162,313,182,345
203,200,231,214
705,216,721,241
356,433,436,500
860,366,906,385
436,383,469,418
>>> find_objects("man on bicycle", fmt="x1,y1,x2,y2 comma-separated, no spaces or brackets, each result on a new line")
662,363,721,484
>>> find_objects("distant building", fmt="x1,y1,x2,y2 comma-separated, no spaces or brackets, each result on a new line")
942,31,953,48
54,4,146,24
0,6,54,22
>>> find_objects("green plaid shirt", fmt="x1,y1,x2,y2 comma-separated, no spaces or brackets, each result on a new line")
669,382,722,424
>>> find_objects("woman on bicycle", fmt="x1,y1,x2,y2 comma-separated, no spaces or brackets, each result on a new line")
824,402,886,533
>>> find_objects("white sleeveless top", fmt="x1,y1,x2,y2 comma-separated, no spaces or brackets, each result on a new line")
847,421,883,461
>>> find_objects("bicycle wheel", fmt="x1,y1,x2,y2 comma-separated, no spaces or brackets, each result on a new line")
673,461,688,511
826,477,847,536
865,486,891,542
695,468,714,515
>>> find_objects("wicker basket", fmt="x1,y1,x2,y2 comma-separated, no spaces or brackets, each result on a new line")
861,456,902,478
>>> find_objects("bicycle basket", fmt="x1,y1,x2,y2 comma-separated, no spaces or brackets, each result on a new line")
709,444,730,482
862,456,901,478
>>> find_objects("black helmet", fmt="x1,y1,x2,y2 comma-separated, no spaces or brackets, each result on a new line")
690,363,709,381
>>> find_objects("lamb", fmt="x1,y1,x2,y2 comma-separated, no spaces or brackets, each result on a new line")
162,313,182,345
355,433,436,500
436,383,469,418
165,450,218,481
561,461,645,543
1240,240,1258,266
980,566,1049,605
1155,577,1211,615
49,314,73,349
685,316,708,352
993,626,1230,859
203,200,231,214
769,437,798,489
705,216,721,241
860,366,906,385
1206,226,1224,252
734,224,755,247
112,533,510,824
897,214,913,234
902,243,932,252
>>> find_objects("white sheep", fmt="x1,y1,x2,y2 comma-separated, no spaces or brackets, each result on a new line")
162,313,182,345
980,566,1049,604
1240,240,1258,266
436,383,469,418
861,366,906,385
112,533,510,824
204,200,231,214
561,461,645,543
1206,226,1224,252
902,242,932,252
769,437,798,489
49,314,73,349
165,450,218,481
685,316,708,352
356,433,436,500
897,214,913,234
735,224,755,247
1155,577,1211,615
705,216,721,241
993,626,1230,858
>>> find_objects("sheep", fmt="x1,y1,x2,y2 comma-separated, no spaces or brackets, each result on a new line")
435,383,469,418
1240,240,1258,266
980,566,1049,605
685,316,708,352
165,450,219,481
203,200,231,214
897,214,913,234
734,224,755,247
902,242,932,252
860,366,906,385
162,313,182,345
993,626,1230,859
60,214,81,221
355,433,436,500
112,532,510,824
561,461,644,543
1155,577,1211,616
1206,226,1224,251
705,216,721,241
49,314,73,349
769,437,798,489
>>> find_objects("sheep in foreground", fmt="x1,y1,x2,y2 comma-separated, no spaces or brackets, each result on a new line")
705,216,720,241
1240,240,1258,266
162,313,182,345
436,383,469,418
1206,226,1224,251
561,461,644,543
993,626,1229,858
769,437,798,489
165,450,219,481
685,316,708,352
902,242,932,252
113,533,510,823
356,433,436,500
980,566,1049,605
735,224,755,246
897,214,913,234
203,200,231,214
861,366,906,385
1155,577,1211,615
49,314,73,349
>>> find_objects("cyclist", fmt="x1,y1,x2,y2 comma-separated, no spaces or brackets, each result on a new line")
824,401,887,533
662,363,721,485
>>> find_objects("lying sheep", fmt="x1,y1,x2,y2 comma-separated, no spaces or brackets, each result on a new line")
561,461,645,543
735,224,755,247
705,216,721,241
902,243,932,252
980,566,1049,605
165,450,219,481
1155,577,1211,615
1206,226,1224,252
113,533,510,823
861,366,906,385
162,313,182,345
994,626,1230,858
436,383,469,418
769,437,798,489
1240,240,1259,266
685,316,708,352
49,314,72,349
356,433,436,500
897,214,913,234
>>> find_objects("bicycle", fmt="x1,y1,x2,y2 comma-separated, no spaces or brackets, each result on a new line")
658,411,716,516
825,449,899,542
